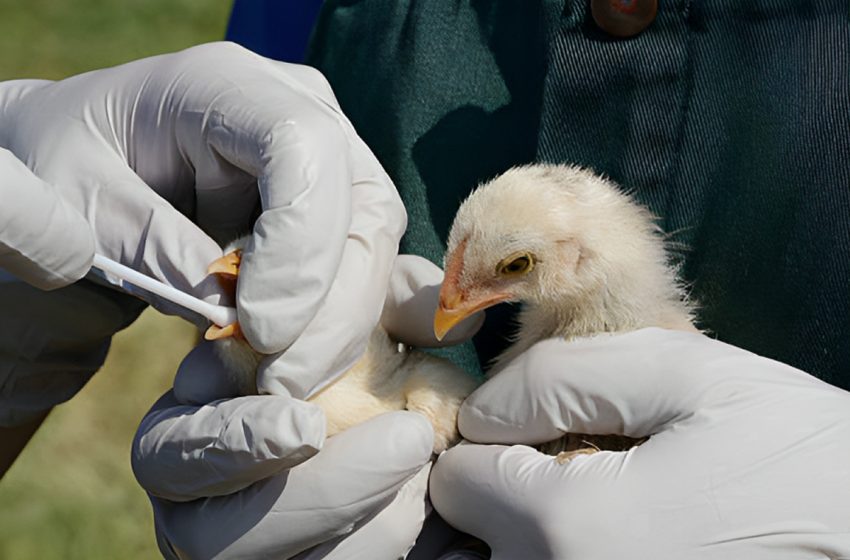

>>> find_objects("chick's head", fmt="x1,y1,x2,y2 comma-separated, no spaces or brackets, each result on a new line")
434,164,664,340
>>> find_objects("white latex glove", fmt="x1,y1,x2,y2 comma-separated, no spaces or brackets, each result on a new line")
133,255,483,559
430,328,850,560
0,41,406,401
0,148,94,289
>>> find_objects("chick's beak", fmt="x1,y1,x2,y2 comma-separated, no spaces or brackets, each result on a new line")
434,285,466,342
433,283,510,341
435,238,511,341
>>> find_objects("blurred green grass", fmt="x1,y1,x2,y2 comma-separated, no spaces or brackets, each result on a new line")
0,311,197,559
0,2,232,558
0,0,232,79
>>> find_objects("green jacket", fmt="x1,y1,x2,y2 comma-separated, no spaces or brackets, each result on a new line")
307,0,850,389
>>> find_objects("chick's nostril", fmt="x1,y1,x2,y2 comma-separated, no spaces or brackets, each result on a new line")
439,288,463,311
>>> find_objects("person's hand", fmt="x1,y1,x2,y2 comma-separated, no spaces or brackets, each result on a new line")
133,256,483,559
138,390,434,560
0,42,410,429
430,328,850,560
0,41,406,399
0,148,93,289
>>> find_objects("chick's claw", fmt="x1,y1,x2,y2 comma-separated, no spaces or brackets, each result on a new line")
204,248,245,342
555,448,598,464
207,249,242,278
204,322,244,341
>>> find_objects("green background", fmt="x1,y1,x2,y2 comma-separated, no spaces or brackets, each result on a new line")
0,1,232,558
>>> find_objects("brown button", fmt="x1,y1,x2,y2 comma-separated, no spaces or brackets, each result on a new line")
591,0,658,38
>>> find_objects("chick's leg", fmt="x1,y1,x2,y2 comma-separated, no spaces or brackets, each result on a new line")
401,354,480,454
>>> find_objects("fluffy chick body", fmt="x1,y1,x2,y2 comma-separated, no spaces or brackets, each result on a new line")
212,238,478,454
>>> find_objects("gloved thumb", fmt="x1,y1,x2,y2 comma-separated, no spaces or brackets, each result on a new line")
382,254,484,348
133,390,326,502
430,442,606,560
458,328,755,444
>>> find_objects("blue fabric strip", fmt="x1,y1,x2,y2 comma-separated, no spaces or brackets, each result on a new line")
226,0,324,63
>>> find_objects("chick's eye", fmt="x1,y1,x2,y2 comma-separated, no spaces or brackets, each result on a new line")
497,253,534,276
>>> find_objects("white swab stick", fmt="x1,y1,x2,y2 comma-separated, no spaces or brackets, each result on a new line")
91,254,237,327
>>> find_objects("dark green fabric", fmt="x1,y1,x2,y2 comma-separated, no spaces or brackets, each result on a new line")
536,0,850,388
308,1,550,376
307,0,850,389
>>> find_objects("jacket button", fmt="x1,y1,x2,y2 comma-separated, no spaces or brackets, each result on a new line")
591,0,658,38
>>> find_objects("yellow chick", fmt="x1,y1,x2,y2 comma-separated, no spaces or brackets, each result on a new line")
434,164,699,460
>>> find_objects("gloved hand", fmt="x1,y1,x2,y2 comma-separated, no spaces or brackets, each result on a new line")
133,255,483,560
0,42,407,426
0,147,93,289
430,328,850,560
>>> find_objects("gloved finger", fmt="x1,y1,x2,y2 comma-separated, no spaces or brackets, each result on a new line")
132,390,325,502
429,442,633,560
0,148,94,289
199,61,357,355
154,411,434,559
254,133,406,398
459,328,755,444
172,340,245,405
382,255,484,348
294,463,431,560
265,59,343,113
